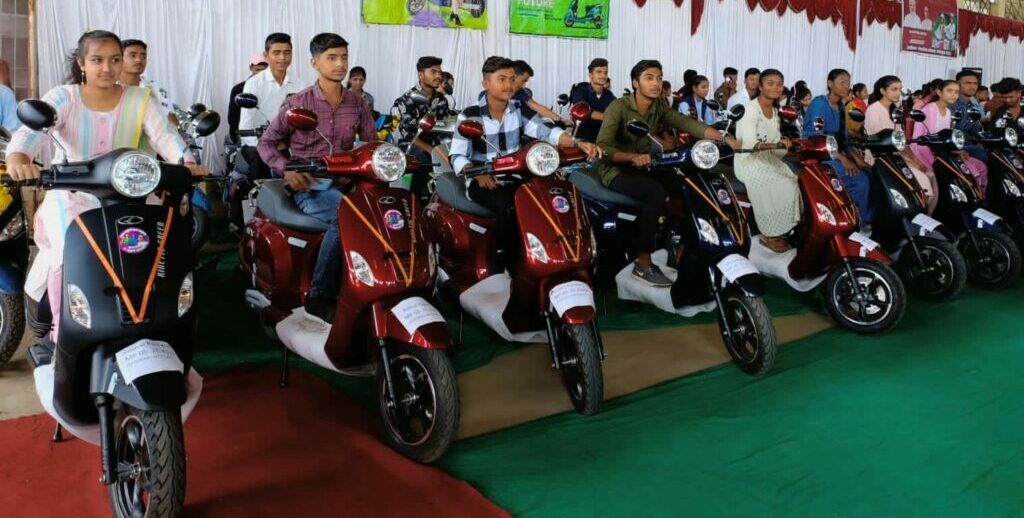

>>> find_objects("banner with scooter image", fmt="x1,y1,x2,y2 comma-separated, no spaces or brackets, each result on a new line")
510,0,609,39
363,0,488,30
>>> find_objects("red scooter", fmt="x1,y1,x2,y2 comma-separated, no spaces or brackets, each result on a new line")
240,108,458,463
423,120,605,414
736,113,907,334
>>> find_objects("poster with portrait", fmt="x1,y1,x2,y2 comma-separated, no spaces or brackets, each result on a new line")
902,0,958,57
363,0,488,30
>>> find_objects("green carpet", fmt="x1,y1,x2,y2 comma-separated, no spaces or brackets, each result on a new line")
437,282,1024,517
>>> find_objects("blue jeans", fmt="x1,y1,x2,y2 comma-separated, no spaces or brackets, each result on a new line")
825,159,874,224
295,188,344,299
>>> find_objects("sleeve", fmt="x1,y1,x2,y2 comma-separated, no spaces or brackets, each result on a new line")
802,98,826,138
257,100,293,176
360,98,378,143
863,104,889,136
595,101,622,157
448,110,473,175
142,95,190,163
391,92,416,141
569,84,586,104
522,110,565,146
735,108,758,149
6,86,72,159
665,108,710,137
1,87,18,131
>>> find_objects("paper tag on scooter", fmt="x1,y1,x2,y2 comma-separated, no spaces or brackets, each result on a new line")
972,208,1001,228
391,297,446,335
115,340,184,385
849,231,880,257
911,214,942,236
717,253,759,282
549,281,595,317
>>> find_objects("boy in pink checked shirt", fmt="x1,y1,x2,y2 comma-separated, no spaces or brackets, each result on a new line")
257,32,377,324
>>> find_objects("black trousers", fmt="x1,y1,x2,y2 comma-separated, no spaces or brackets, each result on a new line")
467,180,520,273
241,145,272,180
608,168,686,256
409,147,434,204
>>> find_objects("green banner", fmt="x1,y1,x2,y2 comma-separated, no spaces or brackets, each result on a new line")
363,0,488,30
509,0,609,39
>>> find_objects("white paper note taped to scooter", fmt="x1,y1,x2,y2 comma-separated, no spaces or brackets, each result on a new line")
911,213,942,235
717,254,759,282
392,297,446,335
115,340,185,385
973,208,1001,228
849,231,880,256
549,281,595,317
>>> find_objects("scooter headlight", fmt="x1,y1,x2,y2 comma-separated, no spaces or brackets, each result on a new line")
526,143,560,177
371,144,407,183
825,136,839,160
949,183,968,203
349,251,377,287
889,189,909,209
951,129,966,150
690,139,720,170
1004,179,1021,197
177,272,194,317
1006,127,1019,147
697,218,720,245
816,202,837,225
0,210,24,241
111,151,161,198
892,130,907,152
67,283,91,329
526,232,550,263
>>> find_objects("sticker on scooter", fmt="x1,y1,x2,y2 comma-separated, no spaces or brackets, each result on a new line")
549,281,594,317
830,178,844,192
717,254,758,282
551,195,571,214
1004,179,1021,197
849,231,880,256
118,228,150,254
114,339,184,385
901,167,915,180
973,208,1001,228
383,209,405,230
911,213,942,236
391,297,446,335
1014,158,1024,169
378,196,396,205
717,189,732,205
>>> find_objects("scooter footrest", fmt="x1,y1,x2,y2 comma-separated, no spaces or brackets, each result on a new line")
27,340,55,369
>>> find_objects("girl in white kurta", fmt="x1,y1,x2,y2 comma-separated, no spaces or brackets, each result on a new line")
734,69,801,252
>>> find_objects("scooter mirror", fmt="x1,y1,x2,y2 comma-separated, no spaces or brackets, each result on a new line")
728,105,745,122
967,108,982,122
626,120,651,137
191,110,221,137
813,117,825,132
557,93,570,106
16,99,56,132
188,103,207,118
622,88,631,97
848,108,866,123
569,101,592,122
779,105,799,122
705,100,722,112
286,108,319,132
910,109,927,123
418,114,437,133
457,120,485,140
1017,117,1024,131
234,93,259,109
409,91,430,106
0,126,10,142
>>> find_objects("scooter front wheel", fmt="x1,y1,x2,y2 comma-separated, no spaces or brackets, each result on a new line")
0,292,25,365
190,206,208,252
823,259,906,334
109,406,185,518
717,287,777,376
897,237,967,302
377,342,459,463
962,230,1022,290
555,323,604,415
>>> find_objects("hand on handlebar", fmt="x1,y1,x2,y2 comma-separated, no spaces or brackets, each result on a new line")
780,137,793,150
474,174,498,190
5,163,41,181
577,141,603,160
284,170,317,192
725,136,741,150
631,154,653,168
185,164,208,177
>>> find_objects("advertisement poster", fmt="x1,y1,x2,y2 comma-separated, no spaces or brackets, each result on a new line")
901,0,958,57
363,0,488,30
510,0,610,39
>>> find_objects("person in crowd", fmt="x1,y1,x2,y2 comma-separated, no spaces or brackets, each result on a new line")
569,58,616,143
863,75,937,213
803,68,874,225
118,39,179,127
228,53,268,141
441,70,456,109
346,66,374,113
976,84,990,104
257,33,377,324
734,69,801,252
678,74,717,125
4,30,206,337
661,80,674,106
675,68,698,104
728,67,760,109
951,69,986,163
240,32,305,181
596,59,739,287
714,67,738,107
448,56,601,274
910,79,988,191
392,56,454,200
914,79,943,110
0,83,18,131
790,84,812,117
990,78,1022,125
845,82,869,136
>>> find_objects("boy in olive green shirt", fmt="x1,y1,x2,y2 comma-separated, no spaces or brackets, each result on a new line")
596,59,737,288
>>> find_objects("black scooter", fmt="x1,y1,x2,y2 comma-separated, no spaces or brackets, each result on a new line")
977,111,1024,252
8,99,213,518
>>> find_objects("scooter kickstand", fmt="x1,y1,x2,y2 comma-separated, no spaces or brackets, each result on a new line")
52,423,63,443
278,348,290,388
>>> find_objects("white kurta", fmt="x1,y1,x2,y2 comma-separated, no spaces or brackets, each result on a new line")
734,100,802,237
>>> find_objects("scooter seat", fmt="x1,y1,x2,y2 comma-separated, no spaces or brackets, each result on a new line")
434,174,496,218
567,164,640,207
256,180,330,233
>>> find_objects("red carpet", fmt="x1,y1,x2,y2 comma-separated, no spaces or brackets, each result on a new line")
0,368,508,517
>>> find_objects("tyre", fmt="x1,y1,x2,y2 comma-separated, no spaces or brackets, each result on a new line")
717,286,777,376
0,292,25,365
961,230,1022,290
469,0,485,17
406,0,426,15
896,237,967,302
377,342,459,463
555,322,604,415
109,407,186,518
823,258,906,334
190,206,208,252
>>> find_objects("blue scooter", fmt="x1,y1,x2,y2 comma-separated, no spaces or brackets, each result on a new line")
0,126,29,365
564,0,603,28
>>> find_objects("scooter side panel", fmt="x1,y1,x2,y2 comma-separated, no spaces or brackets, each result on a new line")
424,197,496,292
513,177,595,279
790,163,860,278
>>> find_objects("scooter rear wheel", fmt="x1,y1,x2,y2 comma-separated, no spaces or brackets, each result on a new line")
109,406,186,518
962,230,1022,290
0,293,25,365
190,206,208,252
823,259,906,334
377,342,459,463
555,323,604,415
897,237,967,302
717,287,777,376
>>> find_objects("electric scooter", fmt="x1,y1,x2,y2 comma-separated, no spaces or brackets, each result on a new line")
978,111,1024,252
240,107,459,463
564,0,604,28
0,125,29,365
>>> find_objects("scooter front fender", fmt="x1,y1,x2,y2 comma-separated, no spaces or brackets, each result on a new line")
371,295,451,350
89,342,187,411
907,213,956,242
833,233,894,265
540,273,597,325
191,187,211,211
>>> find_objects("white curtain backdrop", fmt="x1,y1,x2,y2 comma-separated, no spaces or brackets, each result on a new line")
34,0,1024,170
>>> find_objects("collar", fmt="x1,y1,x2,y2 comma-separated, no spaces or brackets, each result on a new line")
625,92,660,117
262,68,291,85
477,94,517,117
313,79,346,103
413,84,442,101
